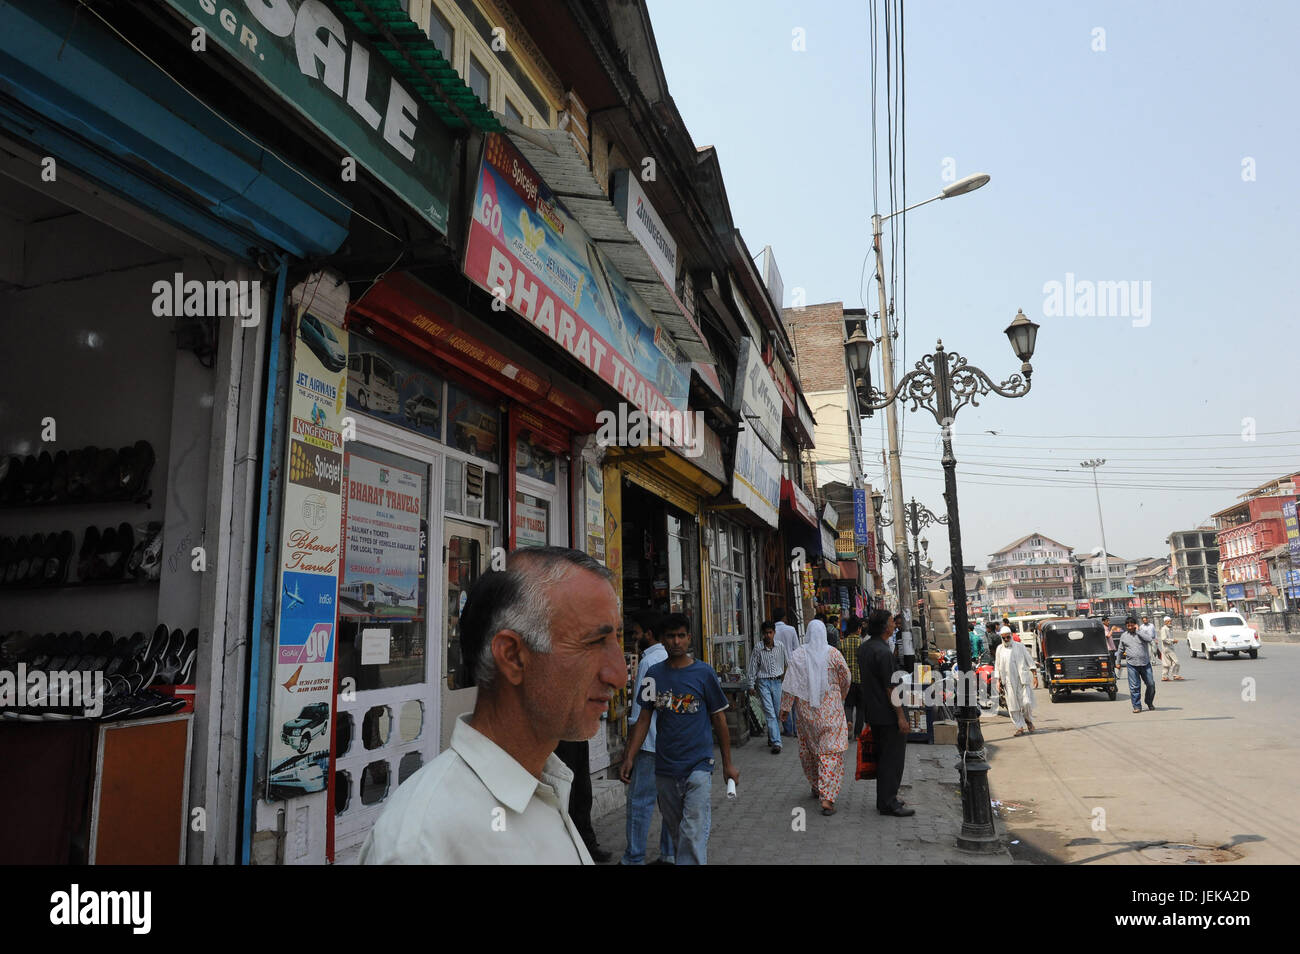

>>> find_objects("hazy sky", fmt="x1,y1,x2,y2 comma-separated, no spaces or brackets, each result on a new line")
647,0,1300,569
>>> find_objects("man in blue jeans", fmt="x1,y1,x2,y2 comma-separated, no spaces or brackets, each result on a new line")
620,613,675,864
620,613,738,865
746,620,787,753
1117,615,1158,713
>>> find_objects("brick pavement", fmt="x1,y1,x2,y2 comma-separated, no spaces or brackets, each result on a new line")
591,732,1015,865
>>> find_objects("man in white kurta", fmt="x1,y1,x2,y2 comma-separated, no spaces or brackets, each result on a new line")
994,626,1038,734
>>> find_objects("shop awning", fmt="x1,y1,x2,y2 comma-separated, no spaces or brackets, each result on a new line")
331,0,502,132
347,271,601,433
780,478,818,528
502,121,712,362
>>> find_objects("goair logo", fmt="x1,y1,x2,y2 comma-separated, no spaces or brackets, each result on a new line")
0,665,104,718
50,884,151,934
595,403,704,458
151,273,261,326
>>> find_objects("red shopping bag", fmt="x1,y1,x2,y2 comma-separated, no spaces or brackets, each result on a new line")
856,725,878,780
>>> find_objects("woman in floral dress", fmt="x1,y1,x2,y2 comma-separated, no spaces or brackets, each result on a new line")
779,619,852,815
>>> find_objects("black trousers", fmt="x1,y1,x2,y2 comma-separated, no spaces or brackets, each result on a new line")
844,683,864,739
553,740,596,845
870,722,907,810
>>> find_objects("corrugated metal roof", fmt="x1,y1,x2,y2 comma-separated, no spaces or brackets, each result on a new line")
507,126,712,363
332,0,501,132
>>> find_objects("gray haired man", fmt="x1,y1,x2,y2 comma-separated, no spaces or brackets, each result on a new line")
361,547,624,864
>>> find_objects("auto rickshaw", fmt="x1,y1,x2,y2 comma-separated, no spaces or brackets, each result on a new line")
1038,617,1118,702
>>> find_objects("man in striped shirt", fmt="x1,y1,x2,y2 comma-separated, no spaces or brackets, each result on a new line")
747,620,787,753
839,616,864,739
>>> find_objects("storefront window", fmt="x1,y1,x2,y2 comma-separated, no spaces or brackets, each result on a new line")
447,384,500,463
516,435,557,484
709,516,749,682
667,513,697,623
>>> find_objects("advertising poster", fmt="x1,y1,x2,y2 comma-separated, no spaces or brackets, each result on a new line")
853,489,869,545
585,464,606,564
341,456,422,619
732,424,781,528
447,384,500,462
346,334,444,442
463,134,690,425
515,497,549,549
1283,500,1300,566
267,310,348,800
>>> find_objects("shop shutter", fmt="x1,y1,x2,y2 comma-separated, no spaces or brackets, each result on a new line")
620,459,698,516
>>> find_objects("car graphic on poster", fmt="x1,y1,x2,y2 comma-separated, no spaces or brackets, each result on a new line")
299,314,346,372
403,392,440,428
281,702,330,754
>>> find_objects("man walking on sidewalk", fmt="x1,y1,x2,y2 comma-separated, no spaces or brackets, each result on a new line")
840,616,864,739
621,612,675,865
1159,615,1183,681
620,614,738,865
1118,616,1158,712
747,620,787,753
858,609,914,817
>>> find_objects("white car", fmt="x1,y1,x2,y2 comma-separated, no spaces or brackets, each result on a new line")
1187,612,1259,659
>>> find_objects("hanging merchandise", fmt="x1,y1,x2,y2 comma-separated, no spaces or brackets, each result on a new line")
801,566,815,599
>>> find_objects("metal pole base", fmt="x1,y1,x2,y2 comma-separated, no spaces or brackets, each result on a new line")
956,754,1001,853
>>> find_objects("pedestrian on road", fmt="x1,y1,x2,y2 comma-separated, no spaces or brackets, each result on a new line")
826,616,841,649
1159,615,1183,681
620,612,675,865
747,620,787,754
858,609,915,817
361,547,621,864
994,625,1038,735
620,613,738,866
779,619,851,816
968,622,986,668
773,608,801,737
1119,615,1158,712
1139,615,1157,643
840,616,865,739
973,619,988,664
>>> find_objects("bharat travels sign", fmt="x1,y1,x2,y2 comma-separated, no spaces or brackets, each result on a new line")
165,0,456,232
464,133,691,421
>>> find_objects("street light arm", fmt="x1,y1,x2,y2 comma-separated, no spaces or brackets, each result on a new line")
860,347,1033,426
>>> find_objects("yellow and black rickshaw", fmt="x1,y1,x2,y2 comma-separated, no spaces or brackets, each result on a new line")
1038,617,1117,702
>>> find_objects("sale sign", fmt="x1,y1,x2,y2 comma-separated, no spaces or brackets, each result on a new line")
463,134,690,423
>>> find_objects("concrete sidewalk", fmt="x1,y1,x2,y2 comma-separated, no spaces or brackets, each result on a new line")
590,733,1015,865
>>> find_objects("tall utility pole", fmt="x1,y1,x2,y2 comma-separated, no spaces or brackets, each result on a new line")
872,213,911,629
1081,459,1112,612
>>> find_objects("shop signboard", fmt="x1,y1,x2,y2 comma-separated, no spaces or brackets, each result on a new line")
733,336,782,454
463,134,691,426
769,351,797,416
853,488,868,544
796,394,816,445
341,456,422,618
759,246,785,314
515,498,549,548
163,0,455,233
268,309,349,798
781,476,817,526
612,169,677,288
732,424,780,528
1283,500,1300,566
820,522,839,573
1225,582,1246,601
865,530,877,573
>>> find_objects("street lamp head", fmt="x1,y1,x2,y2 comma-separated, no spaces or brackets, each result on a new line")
870,488,884,520
921,537,929,555
1004,308,1039,363
941,173,990,199
845,323,874,373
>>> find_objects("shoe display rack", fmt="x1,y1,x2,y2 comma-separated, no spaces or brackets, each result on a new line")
0,441,155,508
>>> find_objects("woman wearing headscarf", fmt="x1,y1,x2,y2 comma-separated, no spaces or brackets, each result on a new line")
778,618,852,815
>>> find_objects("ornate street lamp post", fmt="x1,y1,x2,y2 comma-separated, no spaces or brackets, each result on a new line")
857,309,1040,852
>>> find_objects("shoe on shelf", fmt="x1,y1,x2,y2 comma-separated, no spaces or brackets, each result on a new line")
43,530,75,586
66,447,93,501
48,450,68,502
30,451,54,503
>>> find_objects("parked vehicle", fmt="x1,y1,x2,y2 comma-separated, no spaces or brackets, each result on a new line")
1038,618,1117,702
1188,612,1260,659
348,351,399,414
299,314,346,372
1004,613,1055,658
281,702,329,753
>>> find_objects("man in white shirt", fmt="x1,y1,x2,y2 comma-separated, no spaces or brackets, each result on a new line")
361,547,624,864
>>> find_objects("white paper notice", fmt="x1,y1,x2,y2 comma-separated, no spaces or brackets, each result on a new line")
361,628,391,666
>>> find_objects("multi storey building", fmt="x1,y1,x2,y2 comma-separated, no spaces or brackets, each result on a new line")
1166,525,1220,611
986,533,1075,617
1213,472,1300,613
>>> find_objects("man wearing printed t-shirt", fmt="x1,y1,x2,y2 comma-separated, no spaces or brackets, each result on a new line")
620,613,738,865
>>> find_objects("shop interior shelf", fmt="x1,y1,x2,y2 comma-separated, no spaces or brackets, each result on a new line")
0,577,159,593
0,490,153,510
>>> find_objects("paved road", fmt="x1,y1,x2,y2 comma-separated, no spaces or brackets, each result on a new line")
591,726,1014,865
983,636,1300,864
